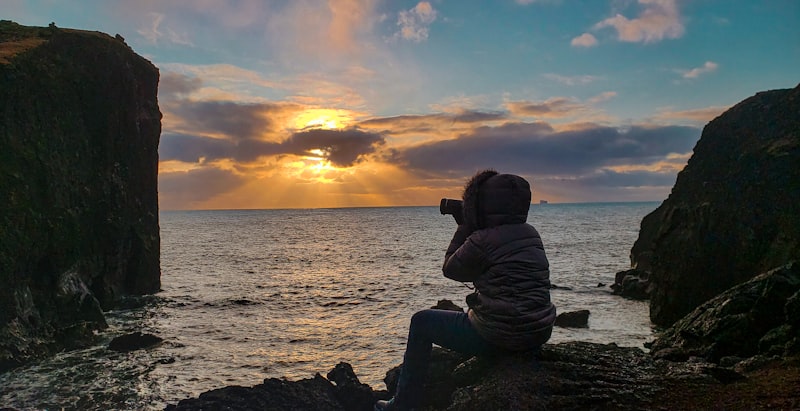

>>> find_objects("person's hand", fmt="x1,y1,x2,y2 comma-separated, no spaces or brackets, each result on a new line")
453,210,465,225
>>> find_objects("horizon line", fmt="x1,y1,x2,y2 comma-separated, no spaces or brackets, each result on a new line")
159,200,663,213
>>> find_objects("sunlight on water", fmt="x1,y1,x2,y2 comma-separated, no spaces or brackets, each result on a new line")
0,203,659,410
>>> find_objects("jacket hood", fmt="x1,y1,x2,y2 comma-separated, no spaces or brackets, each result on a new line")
462,171,531,229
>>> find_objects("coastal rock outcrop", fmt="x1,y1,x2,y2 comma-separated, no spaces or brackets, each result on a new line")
166,342,800,410
650,261,800,363
611,268,650,300
630,84,800,326
554,309,590,328
0,21,161,371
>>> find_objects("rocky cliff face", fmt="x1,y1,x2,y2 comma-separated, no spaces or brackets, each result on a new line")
0,21,161,371
631,84,800,327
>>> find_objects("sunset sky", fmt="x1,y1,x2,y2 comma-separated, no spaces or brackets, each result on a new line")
6,0,799,209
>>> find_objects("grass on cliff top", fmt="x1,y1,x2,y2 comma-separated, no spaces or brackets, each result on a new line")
0,20,115,65
0,38,47,64
0,20,49,64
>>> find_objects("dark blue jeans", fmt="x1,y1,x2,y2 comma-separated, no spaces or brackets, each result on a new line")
394,309,504,407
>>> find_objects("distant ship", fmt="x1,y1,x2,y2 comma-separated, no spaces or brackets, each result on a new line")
539,200,548,205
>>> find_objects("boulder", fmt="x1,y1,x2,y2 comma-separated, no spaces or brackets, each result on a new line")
0,21,161,371
630,84,800,327
431,299,464,312
554,310,590,328
650,262,800,362
611,268,650,300
108,332,163,353
326,362,375,411
165,374,346,411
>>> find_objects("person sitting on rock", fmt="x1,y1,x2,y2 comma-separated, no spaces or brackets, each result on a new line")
375,169,557,411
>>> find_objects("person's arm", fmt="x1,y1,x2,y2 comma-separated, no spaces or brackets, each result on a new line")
442,226,487,282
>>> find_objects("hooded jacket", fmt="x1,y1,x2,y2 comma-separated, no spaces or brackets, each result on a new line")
442,171,556,351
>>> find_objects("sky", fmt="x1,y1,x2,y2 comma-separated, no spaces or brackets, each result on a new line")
4,0,799,209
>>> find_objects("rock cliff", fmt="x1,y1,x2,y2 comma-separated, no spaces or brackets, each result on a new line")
651,261,800,363
0,21,161,371
631,84,800,326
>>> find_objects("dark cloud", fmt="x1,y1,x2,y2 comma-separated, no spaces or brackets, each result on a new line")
158,167,247,209
390,122,700,177
359,110,507,134
158,72,203,99
159,128,385,167
451,110,507,123
159,133,239,163
570,169,679,187
170,100,277,140
506,98,584,117
283,128,385,166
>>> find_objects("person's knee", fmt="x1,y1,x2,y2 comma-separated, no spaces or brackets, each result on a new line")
410,309,439,330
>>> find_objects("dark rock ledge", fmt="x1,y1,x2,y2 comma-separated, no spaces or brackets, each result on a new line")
165,342,800,411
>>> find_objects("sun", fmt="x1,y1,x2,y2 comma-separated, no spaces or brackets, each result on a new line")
292,108,352,130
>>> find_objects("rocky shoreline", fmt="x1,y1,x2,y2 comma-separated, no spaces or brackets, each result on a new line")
165,262,800,410
164,346,800,411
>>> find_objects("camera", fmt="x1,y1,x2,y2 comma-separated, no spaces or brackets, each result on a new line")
440,198,463,216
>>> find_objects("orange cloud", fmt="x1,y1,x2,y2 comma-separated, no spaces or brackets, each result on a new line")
396,1,437,42
594,0,684,44
571,33,598,47
653,106,729,123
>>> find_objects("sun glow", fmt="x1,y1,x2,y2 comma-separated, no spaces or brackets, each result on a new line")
293,108,353,130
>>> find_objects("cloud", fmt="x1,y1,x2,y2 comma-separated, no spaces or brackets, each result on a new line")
158,72,203,99
361,110,505,128
571,33,598,47
158,167,247,210
680,61,719,79
285,128,385,166
574,169,679,187
653,105,729,123
587,91,617,104
396,1,437,42
327,0,377,53
506,98,585,118
358,111,507,140
387,122,700,178
515,0,559,4
137,12,194,46
160,128,385,168
543,73,601,86
593,0,684,44
168,100,278,140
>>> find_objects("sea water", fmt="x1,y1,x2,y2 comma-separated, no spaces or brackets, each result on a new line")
0,202,658,410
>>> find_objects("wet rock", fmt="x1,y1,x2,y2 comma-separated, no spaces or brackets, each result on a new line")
555,310,590,328
166,341,800,411
431,299,464,312
786,290,800,328
611,268,650,300
630,84,800,327
108,332,163,352
550,284,573,291
702,366,746,384
653,347,691,362
650,262,800,363
326,362,374,411
166,374,345,411
383,347,470,410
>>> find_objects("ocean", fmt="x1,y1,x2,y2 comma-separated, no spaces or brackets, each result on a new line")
0,202,658,410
